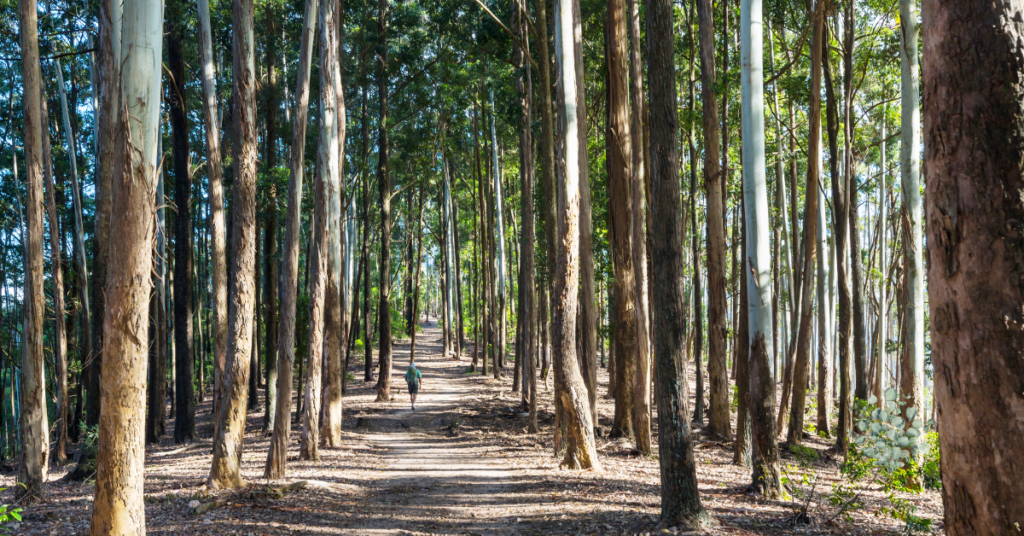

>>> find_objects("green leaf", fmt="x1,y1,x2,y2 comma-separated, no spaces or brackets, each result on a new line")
890,416,905,428
906,407,918,420
868,395,878,405
906,428,921,438
886,401,898,413
884,388,897,402
913,419,924,429
9,511,19,521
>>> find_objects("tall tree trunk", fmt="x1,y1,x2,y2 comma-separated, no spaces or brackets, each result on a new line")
687,3,705,425
553,0,599,469
734,199,751,468
514,7,538,431
923,2,1024,532
787,1,823,444
606,0,639,441
898,0,924,433
208,0,258,490
262,5,280,431
361,87,374,383
647,0,711,521
321,0,346,448
741,0,782,496
196,0,227,434
40,85,68,463
824,30,852,450
697,0,730,439
264,0,315,479
169,3,196,443
628,0,652,455
88,0,159,526
16,0,48,499
374,0,394,401
814,185,831,437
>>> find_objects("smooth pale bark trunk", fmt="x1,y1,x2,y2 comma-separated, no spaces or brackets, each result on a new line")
88,0,159,528
628,0,652,456
169,6,196,443
647,0,711,523
55,59,94,435
606,0,639,442
490,90,508,372
40,85,69,463
197,0,227,439
553,0,599,470
922,2,1024,532
898,0,924,431
264,0,316,479
877,121,887,404
208,0,258,490
321,0,346,448
697,0,730,439
787,1,823,444
741,0,782,497
734,204,751,469
375,0,393,401
16,0,48,499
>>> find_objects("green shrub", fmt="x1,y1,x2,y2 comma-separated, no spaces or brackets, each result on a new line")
921,432,941,491
0,485,24,533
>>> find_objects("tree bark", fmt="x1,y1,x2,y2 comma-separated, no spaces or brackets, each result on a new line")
208,0,258,490
40,84,69,463
375,0,394,402
606,0,639,441
898,0,924,432
16,0,48,499
553,0,599,470
169,3,196,443
697,0,730,439
196,0,228,437
647,0,712,521
264,0,316,479
88,0,159,527
922,1,1024,533
321,0,346,448
787,1,823,445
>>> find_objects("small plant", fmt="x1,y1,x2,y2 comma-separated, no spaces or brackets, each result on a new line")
881,494,933,534
788,444,820,464
920,432,941,491
828,483,861,523
345,371,355,381
0,485,25,533
853,389,927,472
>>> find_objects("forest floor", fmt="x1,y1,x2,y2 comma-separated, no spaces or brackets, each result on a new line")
9,319,944,535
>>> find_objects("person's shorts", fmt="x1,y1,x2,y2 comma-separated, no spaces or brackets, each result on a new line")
408,382,419,394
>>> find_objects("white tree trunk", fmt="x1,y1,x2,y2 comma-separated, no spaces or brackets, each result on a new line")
898,0,924,413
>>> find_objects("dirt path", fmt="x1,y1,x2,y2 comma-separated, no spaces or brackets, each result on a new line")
13,318,944,536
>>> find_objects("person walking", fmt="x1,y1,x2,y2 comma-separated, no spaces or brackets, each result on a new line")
406,362,422,410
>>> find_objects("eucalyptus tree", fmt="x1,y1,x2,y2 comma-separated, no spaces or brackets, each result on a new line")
88,0,161,528
606,0,640,442
16,0,48,500
209,0,259,490
647,0,710,522
39,84,68,463
696,0,730,439
197,0,227,435
376,0,395,402
265,0,317,479
788,0,824,445
553,0,599,470
923,2,1024,533
168,0,196,444
898,0,924,432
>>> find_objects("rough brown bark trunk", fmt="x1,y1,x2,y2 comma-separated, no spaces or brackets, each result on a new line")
922,1,1024,533
374,0,393,401
169,7,196,443
17,0,48,497
209,0,258,490
734,196,750,468
606,0,639,441
263,11,280,425
697,0,730,439
647,0,712,520
787,2,823,445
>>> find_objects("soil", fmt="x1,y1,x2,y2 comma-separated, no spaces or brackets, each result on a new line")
9,319,944,535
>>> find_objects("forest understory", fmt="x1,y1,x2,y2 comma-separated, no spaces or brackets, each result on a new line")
9,321,942,536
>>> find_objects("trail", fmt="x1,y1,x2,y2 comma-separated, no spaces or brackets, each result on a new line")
350,319,543,535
